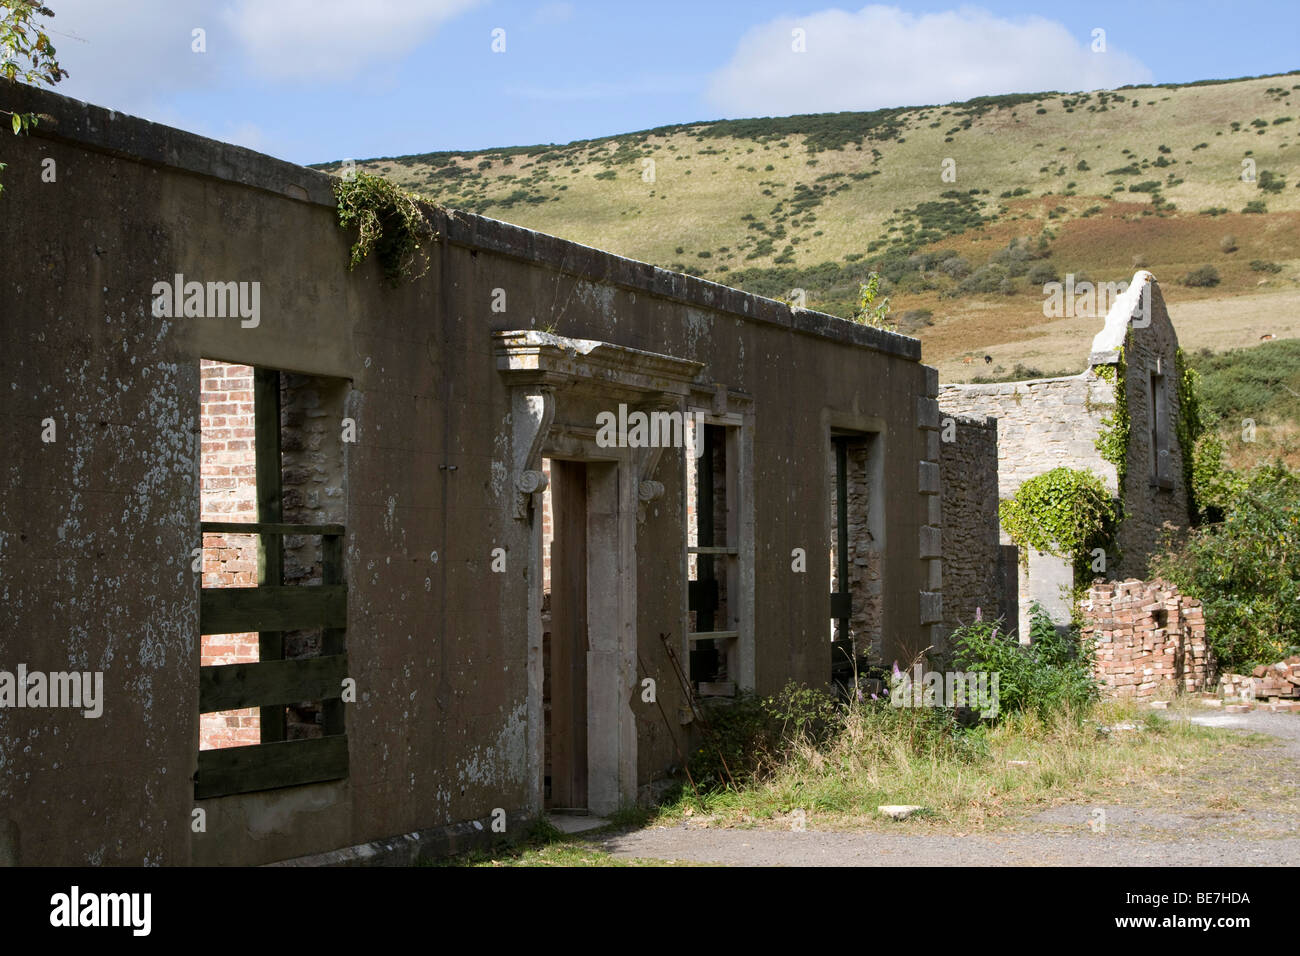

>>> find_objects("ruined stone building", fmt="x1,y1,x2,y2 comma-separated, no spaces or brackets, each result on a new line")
1,85,949,865
939,273,1190,639
0,83,1192,866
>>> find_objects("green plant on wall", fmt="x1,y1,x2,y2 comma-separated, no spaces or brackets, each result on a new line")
1092,345,1130,503
333,171,432,287
999,467,1118,579
851,272,896,331
1174,346,1206,524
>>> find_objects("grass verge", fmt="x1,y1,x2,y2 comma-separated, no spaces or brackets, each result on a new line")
655,698,1264,833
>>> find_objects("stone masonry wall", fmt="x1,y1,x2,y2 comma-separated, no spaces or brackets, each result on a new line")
1110,287,1190,576
279,372,349,739
938,415,1000,634
828,440,881,657
1081,578,1212,700
939,373,1117,514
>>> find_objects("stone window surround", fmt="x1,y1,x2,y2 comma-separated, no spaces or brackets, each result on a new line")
682,389,756,696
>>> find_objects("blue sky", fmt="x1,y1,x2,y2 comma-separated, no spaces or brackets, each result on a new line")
39,1,1300,166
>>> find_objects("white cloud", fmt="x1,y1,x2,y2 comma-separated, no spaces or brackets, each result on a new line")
221,0,481,81
707,5,1153,116
34,0,480,112
37,0,222,108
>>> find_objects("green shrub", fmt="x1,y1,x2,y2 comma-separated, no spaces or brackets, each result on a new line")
689,692,773,788
765,682,844,745
1181,265,1221,287
1026,261,1059,285
1152,464,1300,669
1242,200,1267,214
938,255,971,279
951,608,1099,720
689,682,842,789
1189,433,1241,522
1190,339,1300,441
955,264,1010,295
1250,259,1283,273
1258,170,1286,193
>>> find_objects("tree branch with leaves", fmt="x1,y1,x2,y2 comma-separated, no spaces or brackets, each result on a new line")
1,1,67,194
851,272,895,332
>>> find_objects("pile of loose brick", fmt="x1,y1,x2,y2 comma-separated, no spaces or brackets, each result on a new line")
1081,579,1213,700
1214,658,1300,713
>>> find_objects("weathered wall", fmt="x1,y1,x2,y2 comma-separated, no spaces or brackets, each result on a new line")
0,84,935,865
939,373,1117,505
938,416,1000,638
1111,286,1189,575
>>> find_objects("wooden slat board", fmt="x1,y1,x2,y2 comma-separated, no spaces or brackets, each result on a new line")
201,521,345,537
195,735,348,799
321,535,347,737
200,584,346,634
254,367,286,743
199,654,349,713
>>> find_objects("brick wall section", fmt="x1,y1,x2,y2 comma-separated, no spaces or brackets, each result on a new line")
1081,578,1213,700
939,415,1001,632
199,359,260,749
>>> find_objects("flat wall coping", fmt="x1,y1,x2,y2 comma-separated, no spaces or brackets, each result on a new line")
939,373,1090,395
8,80,921,362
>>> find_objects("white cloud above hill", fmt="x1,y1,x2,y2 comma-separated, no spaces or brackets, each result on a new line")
222,0,481,81
707,5,1154,116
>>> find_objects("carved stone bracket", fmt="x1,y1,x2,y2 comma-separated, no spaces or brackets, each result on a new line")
510,386,555,520
637,478,665,524
633,403,676,524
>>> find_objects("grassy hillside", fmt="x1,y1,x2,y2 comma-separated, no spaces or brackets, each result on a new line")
315,71,1300,386
1190,338,1300,469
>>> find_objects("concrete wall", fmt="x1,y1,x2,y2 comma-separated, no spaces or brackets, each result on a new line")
0,84,936,865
